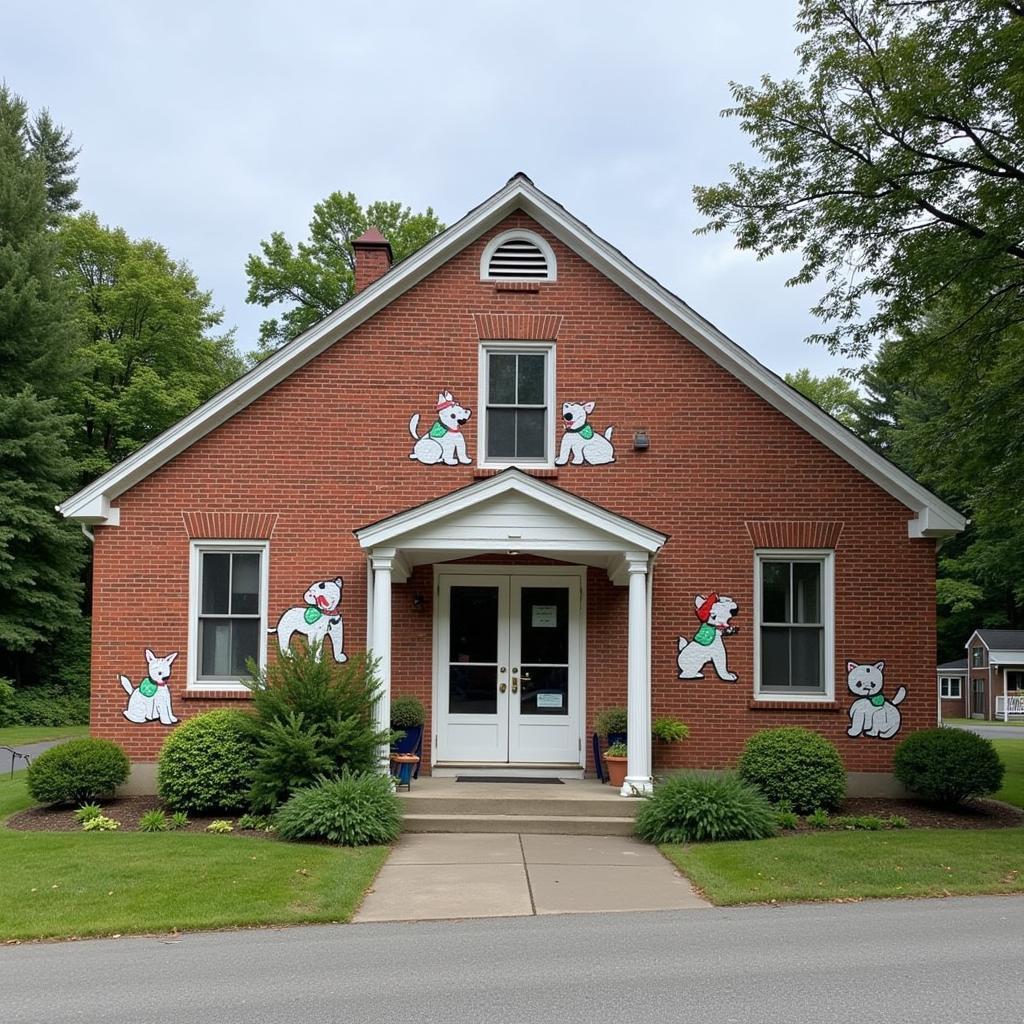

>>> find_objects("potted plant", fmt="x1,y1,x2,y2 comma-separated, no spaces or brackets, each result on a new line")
390,695,426,756
652,717,689,743
593,707,628,746
603,741,629,788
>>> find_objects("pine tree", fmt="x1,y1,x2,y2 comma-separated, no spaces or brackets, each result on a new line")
0,87,84,687
28,108,81,222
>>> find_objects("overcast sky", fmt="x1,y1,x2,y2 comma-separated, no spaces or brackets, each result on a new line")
4,1,851,377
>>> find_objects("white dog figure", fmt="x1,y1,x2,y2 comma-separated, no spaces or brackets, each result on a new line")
677,593,739,682
847,661,905,739
409,391,472,465
271,578,346,663
555,401,615,466
120,649,178,725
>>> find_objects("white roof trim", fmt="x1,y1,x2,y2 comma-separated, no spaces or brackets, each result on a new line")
354,468,668,558
58,174,965,538
966,630,988,651
989,651,1024,665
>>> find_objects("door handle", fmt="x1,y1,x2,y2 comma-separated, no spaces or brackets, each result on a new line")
511,679,518,694
521,673,532,682
499,682,507,693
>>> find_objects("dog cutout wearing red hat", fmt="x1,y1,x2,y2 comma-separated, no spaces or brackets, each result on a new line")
676,592,740,681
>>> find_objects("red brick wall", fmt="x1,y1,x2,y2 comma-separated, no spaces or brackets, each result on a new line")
90,212,938,773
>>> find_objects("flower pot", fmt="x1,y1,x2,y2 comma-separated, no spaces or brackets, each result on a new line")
393,724,423,755
390,753,420,790
604,754,628,789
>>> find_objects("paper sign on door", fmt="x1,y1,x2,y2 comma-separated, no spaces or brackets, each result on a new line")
537,692,563,708
532,605,557,628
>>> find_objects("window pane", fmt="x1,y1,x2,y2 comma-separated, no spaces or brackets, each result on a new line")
487,408,516,458
231,553,261,614
448,665,497,715
761,627,791,688
201,553,230,614
762,562,789,623
520,587,569,664
793,562,820,624
230,619,260,676
517,354,545,404
791,628,822,689
488,353,516,404
449,586,499,663
199,619,231,677
516,409,546,458
519,666,568,717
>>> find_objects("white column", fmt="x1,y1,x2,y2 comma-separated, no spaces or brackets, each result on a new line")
370,547,395,773
623,552,652,796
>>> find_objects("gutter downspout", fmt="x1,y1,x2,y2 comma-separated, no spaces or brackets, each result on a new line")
81,525,94,544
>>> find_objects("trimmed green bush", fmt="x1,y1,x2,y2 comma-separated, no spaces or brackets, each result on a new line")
27,738,129,805
390,696,426,729
594,707,628,738
274,771,403,846
246,648,389,811
634,773,777,844
652,717,689,743
737,727,845,813
894,728,1005,806
157,710,256,814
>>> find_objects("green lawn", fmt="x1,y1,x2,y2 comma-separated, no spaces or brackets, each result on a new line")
0,725,88,748
994,739,1024,809
944,717,1024,728
0,777,388,941
663,828,1024,905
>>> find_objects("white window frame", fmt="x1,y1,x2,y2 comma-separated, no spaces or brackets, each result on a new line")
753,549,835,702
940,676,962,699
187,539,270,691
971,645,984,667
477,341,556,469
479,229,557,282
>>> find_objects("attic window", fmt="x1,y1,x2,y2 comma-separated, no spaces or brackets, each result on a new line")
481,230,557,282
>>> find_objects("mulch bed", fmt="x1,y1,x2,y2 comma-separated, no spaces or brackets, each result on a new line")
784,797,1024,832
6,796,272,836
6,794,1024,834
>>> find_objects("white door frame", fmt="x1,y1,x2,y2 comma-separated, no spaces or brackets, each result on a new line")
432,563,587,770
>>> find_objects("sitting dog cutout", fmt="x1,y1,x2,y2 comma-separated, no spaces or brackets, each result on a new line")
555,401,616,466
120,649,179,725
847,660,905,739
677,593,739,682
409,391,472,465
271,578,346,662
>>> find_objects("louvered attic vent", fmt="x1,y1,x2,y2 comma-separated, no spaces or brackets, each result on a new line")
481,230,557,282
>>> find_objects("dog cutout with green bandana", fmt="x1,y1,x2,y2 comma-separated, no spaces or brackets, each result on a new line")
271,577,347,664
677,592,740,682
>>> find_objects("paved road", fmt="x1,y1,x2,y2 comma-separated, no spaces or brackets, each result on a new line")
4,896,1023,1023
948,722,1024,741
0,738,68,777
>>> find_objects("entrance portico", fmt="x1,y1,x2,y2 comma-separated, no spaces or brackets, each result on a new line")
354,470,667,795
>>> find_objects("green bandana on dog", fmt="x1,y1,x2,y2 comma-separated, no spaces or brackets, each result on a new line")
568,423,594,440
304,606,324,625
139,677,158,698
869,693,886,707
429,420,448,439
693,623,717,646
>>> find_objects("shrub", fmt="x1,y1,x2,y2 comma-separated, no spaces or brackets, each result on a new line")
652,717,689,743
246,648,389,812
737,727,846,813
238,813,273,831
806,808,830,829
594,707,628,738
605,741,628,757
74,803,103,824
832,814,883,831
775,809,799,830
0,678,14,727
157,710,256,814
206,819,234,833
27,738,129,805
634,773,777,844
168,811,189,831
390,696,426,730
82,815,120,831
138,809,168,833
274,771,403,846
894,728,1005,806
3,682,90,727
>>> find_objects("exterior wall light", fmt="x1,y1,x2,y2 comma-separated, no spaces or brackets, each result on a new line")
633,429,650,451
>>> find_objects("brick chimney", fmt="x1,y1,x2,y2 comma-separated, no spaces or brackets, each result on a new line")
352,227,393,293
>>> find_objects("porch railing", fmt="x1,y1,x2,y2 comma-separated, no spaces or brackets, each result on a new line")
995,695,1024,720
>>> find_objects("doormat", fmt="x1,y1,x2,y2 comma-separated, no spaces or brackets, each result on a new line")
455,776,564,784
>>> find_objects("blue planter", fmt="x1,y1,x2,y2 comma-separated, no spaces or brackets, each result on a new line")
393,724,423,755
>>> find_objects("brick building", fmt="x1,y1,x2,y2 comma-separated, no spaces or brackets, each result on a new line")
58,174,965,795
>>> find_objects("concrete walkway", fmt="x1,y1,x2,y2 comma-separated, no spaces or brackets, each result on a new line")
354,832,709,922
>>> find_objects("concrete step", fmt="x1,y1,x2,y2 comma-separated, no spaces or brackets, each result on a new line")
398,795,639,818
402,812,637,836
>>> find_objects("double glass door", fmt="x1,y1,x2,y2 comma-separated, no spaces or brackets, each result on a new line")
436,573,582,764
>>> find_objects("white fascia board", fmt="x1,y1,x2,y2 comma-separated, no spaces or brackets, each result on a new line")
354,469,667,554
965,631,987,651
512,182,965,539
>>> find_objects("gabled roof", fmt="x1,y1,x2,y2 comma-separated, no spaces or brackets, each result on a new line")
57,173,966,538
936,658,967,672
971,629,1024,650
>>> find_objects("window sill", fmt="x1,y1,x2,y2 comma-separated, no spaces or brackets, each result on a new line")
474,467,558,479
183,688,252,700
493,281,542,293
749,699,840,712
